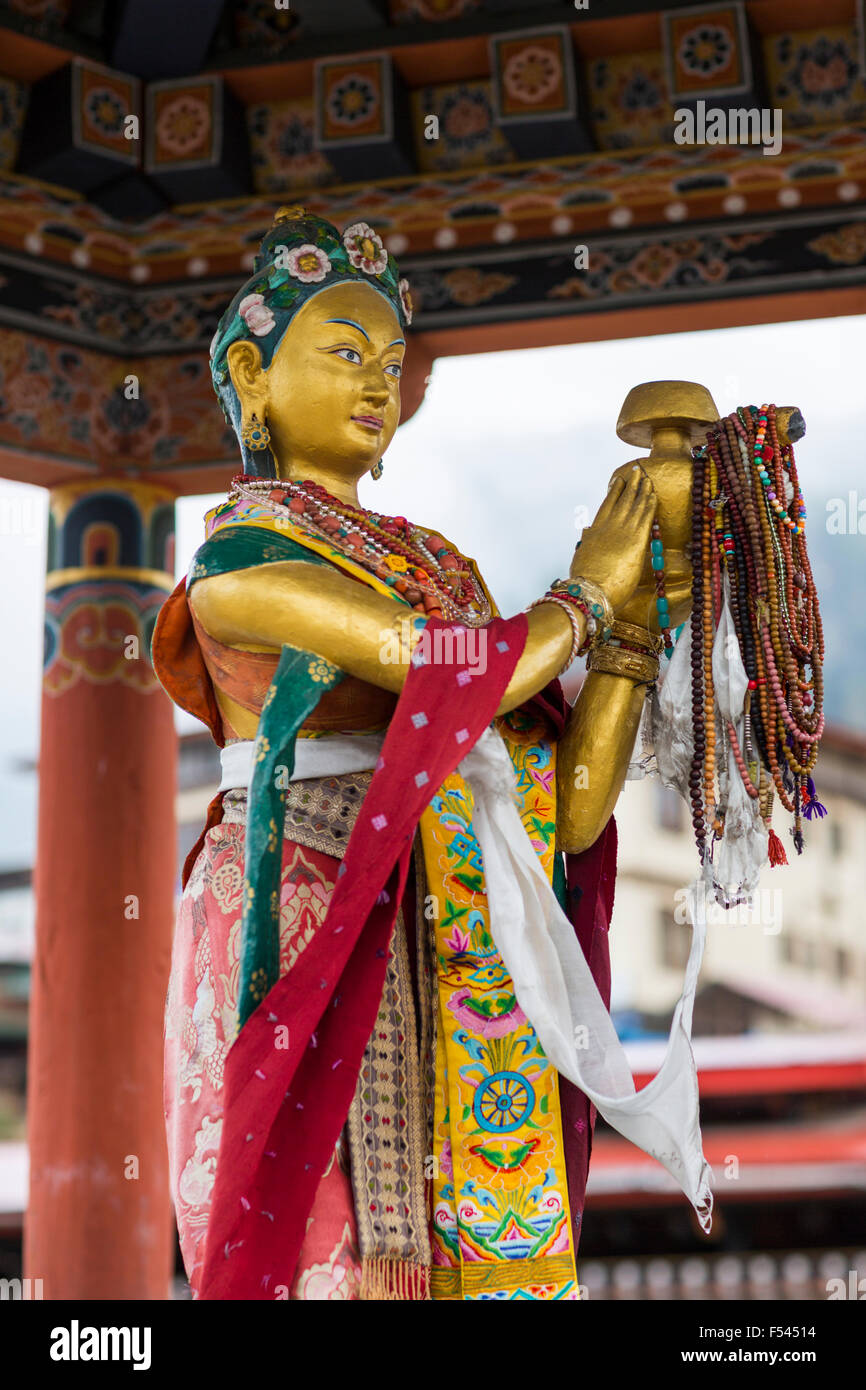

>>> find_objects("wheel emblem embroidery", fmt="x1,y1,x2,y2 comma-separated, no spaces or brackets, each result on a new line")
473,1072,535,1133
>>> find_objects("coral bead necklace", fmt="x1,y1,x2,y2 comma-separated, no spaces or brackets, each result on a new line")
229,473,492,625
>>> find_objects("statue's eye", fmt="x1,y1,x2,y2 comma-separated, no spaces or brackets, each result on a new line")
334,347,361,364
385,362,402,378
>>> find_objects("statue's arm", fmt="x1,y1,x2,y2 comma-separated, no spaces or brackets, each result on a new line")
555,668,648,854
188,560,582,718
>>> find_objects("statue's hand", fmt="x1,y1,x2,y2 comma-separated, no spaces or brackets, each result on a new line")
569,465,655,614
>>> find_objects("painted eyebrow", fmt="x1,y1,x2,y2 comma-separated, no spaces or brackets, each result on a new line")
388,338,406,348
324,318,369,341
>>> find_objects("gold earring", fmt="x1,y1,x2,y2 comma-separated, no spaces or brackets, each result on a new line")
241,411,271,451
371,458,384,480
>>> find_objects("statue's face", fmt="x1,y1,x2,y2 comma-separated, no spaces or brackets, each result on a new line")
264,280,404,476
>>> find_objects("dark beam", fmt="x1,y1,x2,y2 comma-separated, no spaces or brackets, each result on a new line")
0,12,101,63
207,0,706,71
105,0,225,79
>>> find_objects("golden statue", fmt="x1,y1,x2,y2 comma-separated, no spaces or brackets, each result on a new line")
153,208,719,1303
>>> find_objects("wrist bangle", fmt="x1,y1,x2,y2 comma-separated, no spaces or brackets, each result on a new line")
526,594,583,676
551,576,614,637
605,618,663,656
587,642,660,684
538,587,599,655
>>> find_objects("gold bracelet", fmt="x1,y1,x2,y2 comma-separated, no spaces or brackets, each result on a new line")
526,595,583,676
553,575,614,635
606,619,663,655
587,642,660,684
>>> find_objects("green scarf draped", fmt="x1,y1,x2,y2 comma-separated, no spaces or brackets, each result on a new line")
187,523,351,1028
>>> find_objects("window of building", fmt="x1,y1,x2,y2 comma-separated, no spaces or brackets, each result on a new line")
833,946,853,983
828,821,843,858
798,938,817,971
658,907,690,971
654,783,684,833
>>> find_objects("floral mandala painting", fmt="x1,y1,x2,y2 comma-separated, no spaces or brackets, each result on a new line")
327,74,379,128
502,46,562,106
156,95,211,158
84,87,126,138
678,24,733,79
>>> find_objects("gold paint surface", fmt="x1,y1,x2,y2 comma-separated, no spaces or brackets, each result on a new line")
201,342,721,852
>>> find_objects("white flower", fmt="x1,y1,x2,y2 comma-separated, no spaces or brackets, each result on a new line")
238,292,275,337
398,277,413,325
286,243,331,284
343,221,388,275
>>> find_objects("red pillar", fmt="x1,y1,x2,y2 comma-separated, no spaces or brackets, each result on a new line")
25,479,178,1299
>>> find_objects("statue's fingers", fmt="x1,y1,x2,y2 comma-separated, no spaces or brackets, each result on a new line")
610,467,644,516
627,489,656,538
594,474,628,525
628,471,655,514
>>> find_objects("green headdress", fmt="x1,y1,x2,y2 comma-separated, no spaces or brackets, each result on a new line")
210,204,412,407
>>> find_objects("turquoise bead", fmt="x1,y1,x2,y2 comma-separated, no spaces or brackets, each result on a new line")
656,597,669,613
651,556,664,571
650,539,663,555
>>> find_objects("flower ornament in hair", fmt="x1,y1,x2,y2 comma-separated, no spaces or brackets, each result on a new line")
399,278,413,326
285,244,332,284
343,222,388,275
238,293,276,337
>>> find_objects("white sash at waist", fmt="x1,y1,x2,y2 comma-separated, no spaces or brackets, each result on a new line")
218,733,386,792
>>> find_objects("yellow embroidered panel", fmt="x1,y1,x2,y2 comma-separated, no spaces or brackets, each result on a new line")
421,714,578,1301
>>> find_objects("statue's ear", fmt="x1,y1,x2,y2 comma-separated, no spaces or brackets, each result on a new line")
226,339,265,399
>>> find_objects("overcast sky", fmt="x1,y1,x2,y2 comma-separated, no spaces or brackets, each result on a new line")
1,314,864,868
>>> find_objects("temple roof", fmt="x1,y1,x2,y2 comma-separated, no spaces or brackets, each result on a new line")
0,0,864,488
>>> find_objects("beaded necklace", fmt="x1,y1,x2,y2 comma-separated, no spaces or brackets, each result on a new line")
228,474,493,626
650,520,675,658
688,405,824,865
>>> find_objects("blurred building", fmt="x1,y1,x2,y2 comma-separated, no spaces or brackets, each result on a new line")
562,706,866,1288
610,724,866,1032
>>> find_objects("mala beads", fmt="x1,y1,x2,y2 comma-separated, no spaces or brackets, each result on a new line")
689,445,709,857
688,404,825,864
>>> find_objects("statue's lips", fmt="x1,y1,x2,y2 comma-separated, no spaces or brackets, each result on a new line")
351,414,384,431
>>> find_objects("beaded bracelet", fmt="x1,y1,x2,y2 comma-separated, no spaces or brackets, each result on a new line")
525,594,585,676
549,576,614,637
546,588,598,653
